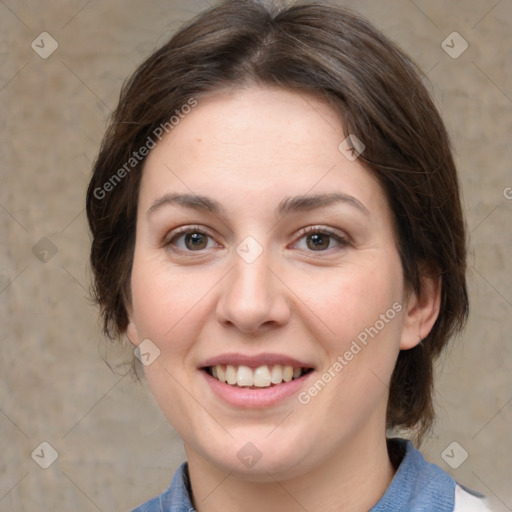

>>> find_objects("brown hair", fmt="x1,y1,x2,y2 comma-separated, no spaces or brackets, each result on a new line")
86,0,468,442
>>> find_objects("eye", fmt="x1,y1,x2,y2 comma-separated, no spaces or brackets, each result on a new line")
293,226,349,252
163,225,349,254
164,226,218,252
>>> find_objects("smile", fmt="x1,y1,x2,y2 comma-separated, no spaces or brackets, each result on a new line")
205,364,313,388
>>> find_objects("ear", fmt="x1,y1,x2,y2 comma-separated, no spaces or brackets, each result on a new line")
400,272,442,350
125,302,141,348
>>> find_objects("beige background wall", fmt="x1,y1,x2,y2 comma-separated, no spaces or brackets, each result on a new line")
0,0,510,510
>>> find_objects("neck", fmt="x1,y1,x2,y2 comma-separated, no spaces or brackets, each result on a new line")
186,429,396,512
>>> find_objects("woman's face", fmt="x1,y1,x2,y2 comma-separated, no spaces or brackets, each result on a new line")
127,86,422,480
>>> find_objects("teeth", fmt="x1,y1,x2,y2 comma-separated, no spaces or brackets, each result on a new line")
282,366,293,382
270,365,283,384
237,365,253,387
226,365,237,385
253,366,271,387
209,364,309,387
217,365,226,383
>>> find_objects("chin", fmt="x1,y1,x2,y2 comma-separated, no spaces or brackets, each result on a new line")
197,436,317,483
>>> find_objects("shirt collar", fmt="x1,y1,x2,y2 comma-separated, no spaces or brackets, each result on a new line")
369,438,455,511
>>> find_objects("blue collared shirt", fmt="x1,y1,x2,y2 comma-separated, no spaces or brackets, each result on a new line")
130,438,490,511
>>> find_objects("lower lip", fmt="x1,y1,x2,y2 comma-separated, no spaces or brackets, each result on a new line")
201,370,313,408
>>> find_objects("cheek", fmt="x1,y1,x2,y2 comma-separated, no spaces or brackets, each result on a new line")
303,264,405,402
129,253,214,423
129,252,219,352
300,257,405,402
302,260,403,341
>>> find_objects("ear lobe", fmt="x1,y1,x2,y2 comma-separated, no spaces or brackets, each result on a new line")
400,273,442,351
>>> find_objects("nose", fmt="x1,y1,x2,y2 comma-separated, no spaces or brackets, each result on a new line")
215,249,291,334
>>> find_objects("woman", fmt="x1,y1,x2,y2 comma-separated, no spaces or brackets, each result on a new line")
86,1,492,510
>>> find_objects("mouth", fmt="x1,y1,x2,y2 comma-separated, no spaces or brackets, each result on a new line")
199,354,316,407
202,364,314,388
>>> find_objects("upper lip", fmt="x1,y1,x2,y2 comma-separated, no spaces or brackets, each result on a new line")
200,353,314,369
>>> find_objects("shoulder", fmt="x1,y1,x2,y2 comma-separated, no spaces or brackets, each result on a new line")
454,484,493,512
129,494,162,512
372,439,492,512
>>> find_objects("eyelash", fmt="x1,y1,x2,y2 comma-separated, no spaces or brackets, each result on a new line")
163,225,350,255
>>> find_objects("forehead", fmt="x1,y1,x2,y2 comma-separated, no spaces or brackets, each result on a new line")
139,85,389,219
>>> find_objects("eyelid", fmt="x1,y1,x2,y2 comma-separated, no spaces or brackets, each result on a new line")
164,224,212,239
293,225,348,240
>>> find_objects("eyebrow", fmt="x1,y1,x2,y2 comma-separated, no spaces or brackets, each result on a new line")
146,192,369,218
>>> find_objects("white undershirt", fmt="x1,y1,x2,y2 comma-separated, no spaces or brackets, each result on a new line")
454,484,493,511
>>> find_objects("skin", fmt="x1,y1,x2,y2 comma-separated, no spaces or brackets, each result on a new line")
126,85,440,512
